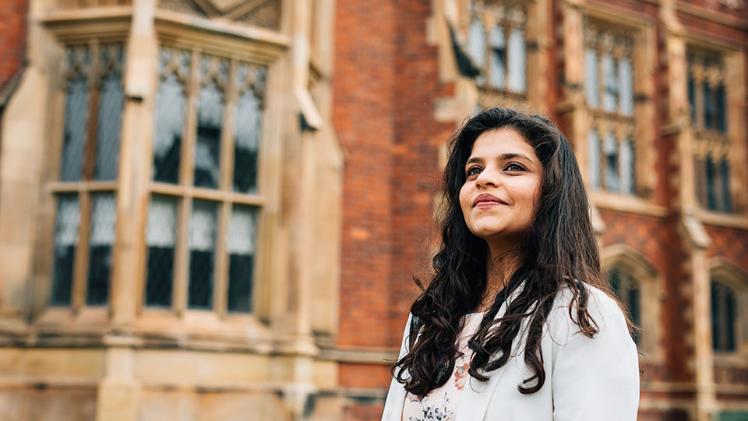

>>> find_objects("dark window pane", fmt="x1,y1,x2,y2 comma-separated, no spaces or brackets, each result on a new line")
86,193,116,306
703,81,715,130
194,57,227,189
227,206,258,313
716,83,726,133
233,64,266,194
706,156,717,210
94,44,125,181
153,48,189,184
711,281,720,350
145,195,178,307
719,158,731,212
60,47,91,182
688,73,696,125
51,195,80,306
725,287,736,352
188,200,217,309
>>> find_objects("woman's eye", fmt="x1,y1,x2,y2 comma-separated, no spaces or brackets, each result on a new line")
466,167,482,177
504,163,525,172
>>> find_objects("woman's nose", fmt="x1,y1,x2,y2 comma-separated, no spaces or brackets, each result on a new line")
475,167,499,188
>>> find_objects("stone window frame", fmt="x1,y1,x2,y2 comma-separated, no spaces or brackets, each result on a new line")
31,7,290,341
431,0,551,121
140,42,269,319
709,259,748,364
584,20,636,196
44,39,128,313
686,45,743,216
465,0,529,107
568,4,659,217
601,244,664,363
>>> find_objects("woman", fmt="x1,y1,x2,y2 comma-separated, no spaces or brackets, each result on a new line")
381,108,640,421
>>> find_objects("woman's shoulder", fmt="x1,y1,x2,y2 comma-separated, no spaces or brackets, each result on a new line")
548,282,628,333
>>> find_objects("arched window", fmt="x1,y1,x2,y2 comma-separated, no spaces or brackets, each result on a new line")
608,266,641,343
711,279,738,352
602,245,663,360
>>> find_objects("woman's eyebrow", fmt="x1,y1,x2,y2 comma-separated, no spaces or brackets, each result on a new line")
465,153,534,166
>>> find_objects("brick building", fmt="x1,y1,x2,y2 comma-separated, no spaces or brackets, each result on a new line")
0,0,746,420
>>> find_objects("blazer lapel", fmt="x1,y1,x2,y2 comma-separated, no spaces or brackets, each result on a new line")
455,281,525,421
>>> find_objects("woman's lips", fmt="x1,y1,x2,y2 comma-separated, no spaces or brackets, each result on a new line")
473,193,508,207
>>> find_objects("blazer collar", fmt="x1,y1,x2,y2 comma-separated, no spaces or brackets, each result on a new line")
383,281,526,421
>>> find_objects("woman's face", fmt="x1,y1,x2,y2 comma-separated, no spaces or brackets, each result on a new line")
459,127,543,242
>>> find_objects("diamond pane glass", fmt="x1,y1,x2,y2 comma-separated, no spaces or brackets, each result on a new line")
585,48,598,108
233,64,265,194
227,206,258,313
60,47,91,182
51,195,80,306
153,49,189,184
602,54,618,112
188,200,217,309
145,195,178,307
507,28,526,94
194,57,227,189
619,58,633,116
604,132,619,191
488,26,506,89
620,137,635,194
94,44,125,181
87,193,116,305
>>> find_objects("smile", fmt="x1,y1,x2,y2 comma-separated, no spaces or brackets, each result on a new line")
473,193,509,208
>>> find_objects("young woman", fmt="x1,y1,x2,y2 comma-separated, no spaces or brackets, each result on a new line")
381,108,640,421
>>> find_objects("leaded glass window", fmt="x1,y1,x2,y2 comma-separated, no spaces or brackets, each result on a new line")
609,267,641,343
585,22,637,195
711,280,737,352
146,46,267,315
50,42,125,308
688,49,732,213
468,1,527,97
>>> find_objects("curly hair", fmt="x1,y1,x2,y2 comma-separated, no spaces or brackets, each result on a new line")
392,107,622,397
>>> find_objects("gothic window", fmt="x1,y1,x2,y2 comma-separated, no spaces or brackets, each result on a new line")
50,43,125,308
145,46,266,314
688,49,732,213
711,279,737,352
585,22,636,195
608,267,641,343
467,1,527,97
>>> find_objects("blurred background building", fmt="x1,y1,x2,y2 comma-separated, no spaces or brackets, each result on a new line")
0,0,747,420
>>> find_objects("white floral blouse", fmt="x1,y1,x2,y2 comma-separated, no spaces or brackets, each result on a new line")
400,312,484,421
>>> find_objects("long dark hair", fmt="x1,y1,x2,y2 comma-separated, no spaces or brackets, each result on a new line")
393,107,620,397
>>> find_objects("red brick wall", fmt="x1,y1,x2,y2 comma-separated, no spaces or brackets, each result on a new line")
0,0,27,93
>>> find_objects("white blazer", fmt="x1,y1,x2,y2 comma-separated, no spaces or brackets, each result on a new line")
381,284,640,421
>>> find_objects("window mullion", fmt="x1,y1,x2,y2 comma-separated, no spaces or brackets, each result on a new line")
174,198,191,316
174,49,200,316
83,41,101,182
72,192,92,311
222,60,238,192
214,202,230,317
694,70,705,130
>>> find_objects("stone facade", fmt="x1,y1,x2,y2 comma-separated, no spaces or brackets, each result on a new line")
0,0,746,420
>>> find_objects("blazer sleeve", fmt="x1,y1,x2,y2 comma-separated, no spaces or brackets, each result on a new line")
380,313,413,421
551,291,640,421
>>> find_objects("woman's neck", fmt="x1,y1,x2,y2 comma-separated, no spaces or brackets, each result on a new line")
477,236,525,311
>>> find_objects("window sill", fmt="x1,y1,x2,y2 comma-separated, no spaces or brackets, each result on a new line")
591,191,668,217
714,351,748,368
694,209,748,230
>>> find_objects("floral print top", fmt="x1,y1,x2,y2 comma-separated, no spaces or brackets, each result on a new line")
401,312,484,421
